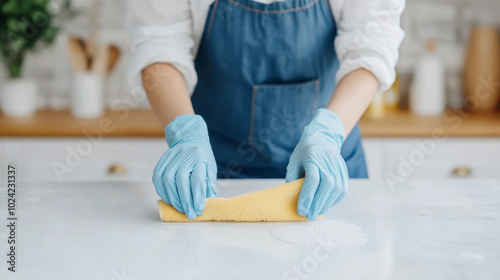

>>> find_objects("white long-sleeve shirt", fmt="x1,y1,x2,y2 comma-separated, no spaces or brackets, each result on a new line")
127,0,405,94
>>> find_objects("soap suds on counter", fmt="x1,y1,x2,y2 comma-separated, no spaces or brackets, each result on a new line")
270,219,367,247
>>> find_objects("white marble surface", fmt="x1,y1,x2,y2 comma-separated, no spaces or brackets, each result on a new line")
1,179,499,280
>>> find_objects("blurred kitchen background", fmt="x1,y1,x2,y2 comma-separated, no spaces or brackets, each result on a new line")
1,0,500,182
2,0,500,112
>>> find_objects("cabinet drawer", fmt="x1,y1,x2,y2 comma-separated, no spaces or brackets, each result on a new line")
385,139,500,179
3,138,166,182
2,137,499,182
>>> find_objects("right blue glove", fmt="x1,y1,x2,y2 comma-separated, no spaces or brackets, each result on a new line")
153,114,217,220
286,109,349,220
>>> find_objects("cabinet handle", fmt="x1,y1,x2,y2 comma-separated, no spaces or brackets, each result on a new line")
108,164,127,175
452,166,472,177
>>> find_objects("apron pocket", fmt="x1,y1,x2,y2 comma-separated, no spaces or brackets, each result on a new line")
250,79,320,165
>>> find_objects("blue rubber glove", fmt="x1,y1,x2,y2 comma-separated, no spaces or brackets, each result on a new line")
286,108,349,220
153,114,217,220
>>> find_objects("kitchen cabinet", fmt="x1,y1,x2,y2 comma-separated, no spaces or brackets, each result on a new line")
364,138,500,181
0,138,166,182
1,137,499,182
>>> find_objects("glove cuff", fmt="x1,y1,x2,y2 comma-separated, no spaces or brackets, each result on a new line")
304,108,346,148
165,114,209,147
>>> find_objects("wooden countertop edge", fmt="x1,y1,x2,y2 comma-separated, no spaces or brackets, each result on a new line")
1,109,500,138
3,131,499,138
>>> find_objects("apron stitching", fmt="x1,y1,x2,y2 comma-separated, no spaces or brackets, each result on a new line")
205,0,221,41
226,0,321,14
249,85,258,146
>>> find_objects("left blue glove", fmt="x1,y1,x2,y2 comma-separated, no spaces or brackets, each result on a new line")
286,108,349,220
153,115,217,220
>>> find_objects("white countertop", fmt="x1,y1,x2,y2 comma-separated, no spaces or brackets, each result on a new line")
1,179,499,280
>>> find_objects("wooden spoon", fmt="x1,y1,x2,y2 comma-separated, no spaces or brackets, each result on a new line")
67,37,88,72
91,44,110,76
107,45,121,75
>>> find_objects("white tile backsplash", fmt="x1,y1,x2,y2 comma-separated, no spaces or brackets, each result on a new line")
1,0,500,110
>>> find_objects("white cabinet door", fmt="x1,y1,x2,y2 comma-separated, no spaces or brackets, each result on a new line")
381,138,500,180
2,137,499,182
2,138,166,182
0,139,22,182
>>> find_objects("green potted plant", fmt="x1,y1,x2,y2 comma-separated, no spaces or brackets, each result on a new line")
0,0,70,117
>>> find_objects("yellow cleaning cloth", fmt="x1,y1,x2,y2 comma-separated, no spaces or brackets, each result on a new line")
158,178,318,222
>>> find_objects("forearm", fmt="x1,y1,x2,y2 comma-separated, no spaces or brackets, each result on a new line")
326,69,379,136
141,63,195,127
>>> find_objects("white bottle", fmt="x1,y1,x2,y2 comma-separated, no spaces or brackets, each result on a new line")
410,39,446,116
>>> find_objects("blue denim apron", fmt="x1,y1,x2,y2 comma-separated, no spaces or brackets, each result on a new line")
191,0,368,179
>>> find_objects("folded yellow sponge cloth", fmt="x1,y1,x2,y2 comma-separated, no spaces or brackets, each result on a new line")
158,178,316,222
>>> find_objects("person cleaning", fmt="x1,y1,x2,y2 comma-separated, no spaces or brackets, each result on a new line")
127,0,405,220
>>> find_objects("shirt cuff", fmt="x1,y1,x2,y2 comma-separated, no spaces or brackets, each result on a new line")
127,46,197,96
336,56,396,93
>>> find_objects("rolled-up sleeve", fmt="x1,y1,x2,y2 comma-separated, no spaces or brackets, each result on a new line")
126,0,197,94
334,0,405,92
